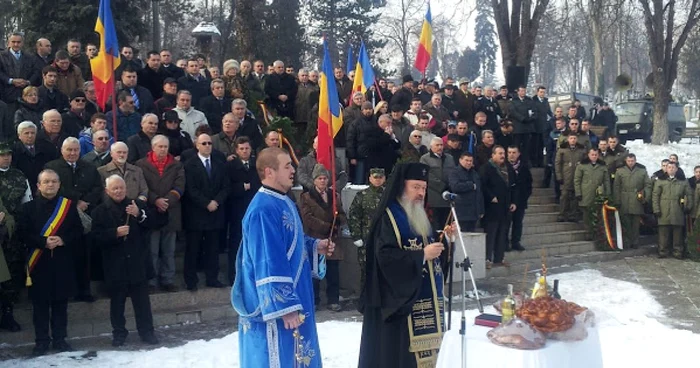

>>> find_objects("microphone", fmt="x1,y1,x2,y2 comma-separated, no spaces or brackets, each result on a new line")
442,191,458,201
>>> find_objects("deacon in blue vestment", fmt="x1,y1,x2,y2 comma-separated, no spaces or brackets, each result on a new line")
232,147,334,368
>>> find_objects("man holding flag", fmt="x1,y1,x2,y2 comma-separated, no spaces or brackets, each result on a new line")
90,0,121,139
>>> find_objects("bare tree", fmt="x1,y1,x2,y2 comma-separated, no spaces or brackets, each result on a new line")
490,0,550,83
375,0,423,76
639,0,700,144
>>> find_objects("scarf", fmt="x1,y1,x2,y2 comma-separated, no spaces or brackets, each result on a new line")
510,159,521,175
147,151,173,176
490,159,509,185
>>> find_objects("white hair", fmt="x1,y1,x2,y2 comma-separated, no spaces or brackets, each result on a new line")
105,174,125,188
17,121,37,135
430,137,443,146
273,60,284,67
141,113,158,124
151,134,169,147
91,129,109,139
111,141,128,151
61,137,80,149
232,98,247,108
42,109,61,121
481,129,493,139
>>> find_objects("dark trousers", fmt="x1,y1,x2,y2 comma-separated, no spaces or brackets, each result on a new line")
559,189,577,220
431,207,451,234
73,238,91,296
313,260,340,305
514,133,534,165
485,218,509,263
185,229,221,287
352,160,367,184
531,133,545,167
228,217,243,285
32,299,68,344
458,220,477,232
510,206,526,246
658,225,683,256
622,214,641,247
109,282,154,338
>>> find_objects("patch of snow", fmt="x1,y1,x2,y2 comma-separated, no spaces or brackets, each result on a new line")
686,121,697,128
625,140,700,174
5,269,700,367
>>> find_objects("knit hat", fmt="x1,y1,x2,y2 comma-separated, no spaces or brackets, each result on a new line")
402,74,414,84
223,59,240,76
70,90,86,101
312,164,330,179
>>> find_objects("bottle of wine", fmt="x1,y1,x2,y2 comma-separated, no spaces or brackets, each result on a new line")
531,272,541,299
501,284,516,324
552,279,561,299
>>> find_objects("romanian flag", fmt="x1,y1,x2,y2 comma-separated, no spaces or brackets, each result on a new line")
414,2,433,74
90,0,121,112
346,45,355,75
351,41,376,94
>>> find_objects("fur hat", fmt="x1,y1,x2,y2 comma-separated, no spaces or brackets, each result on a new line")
312,164,330,180
402,74,414,84
223,59,240,76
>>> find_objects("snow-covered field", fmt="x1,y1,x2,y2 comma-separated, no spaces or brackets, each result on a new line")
626,140,700,175
6,268,700,368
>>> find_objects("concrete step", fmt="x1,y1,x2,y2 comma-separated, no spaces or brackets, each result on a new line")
528,195,557,205
485,245,657,278
532,187,555,196
525,204,560,214
504,241,595,262
523,212,560,225
521,222,582,235
521,230,589,247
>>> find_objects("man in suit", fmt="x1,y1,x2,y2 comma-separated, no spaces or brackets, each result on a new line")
265,60,297,118
12,121,59,189
183,134,230,290
509,85,537,165
177,59,210,107
33,38,53,71
225,136,261,284
231,98,263,151
0,33,40,109
198,79,231,134
137,51,168,100
119,67,155,115
81,129,112,167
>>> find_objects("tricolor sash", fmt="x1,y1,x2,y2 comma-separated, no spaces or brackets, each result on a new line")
386,202,445,368
27,197,72,275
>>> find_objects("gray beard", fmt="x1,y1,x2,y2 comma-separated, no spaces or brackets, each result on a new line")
398,195,432,239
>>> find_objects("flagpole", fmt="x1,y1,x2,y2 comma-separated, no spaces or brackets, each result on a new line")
110,57,118,141
373,79,384,101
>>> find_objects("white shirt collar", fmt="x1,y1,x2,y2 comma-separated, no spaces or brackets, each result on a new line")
198,153,211,166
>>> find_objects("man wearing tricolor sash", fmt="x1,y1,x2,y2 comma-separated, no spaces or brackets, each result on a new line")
18,169,83,356
359,163,451,368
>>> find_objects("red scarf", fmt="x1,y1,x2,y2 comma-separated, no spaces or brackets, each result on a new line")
147,151,173,176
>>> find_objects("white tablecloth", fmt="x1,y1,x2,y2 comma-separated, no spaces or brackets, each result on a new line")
436,324,603,368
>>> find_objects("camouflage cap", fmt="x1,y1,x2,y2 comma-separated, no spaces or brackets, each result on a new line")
369,168,385,177
0,141,12,155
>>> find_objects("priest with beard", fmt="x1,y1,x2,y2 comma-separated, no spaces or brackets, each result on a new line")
359,162,452,368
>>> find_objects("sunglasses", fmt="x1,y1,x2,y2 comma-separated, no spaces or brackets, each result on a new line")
200,142,213,146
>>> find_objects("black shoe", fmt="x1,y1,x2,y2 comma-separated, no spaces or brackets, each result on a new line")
32,342,50,356
512,244,526,251
504,247,513,252
52,339,73,352
186,284,198,292
75,294,96,303
206,280,226,288
141,333,159,345
161,283,179,293
658,253,668,259
112,336,126,347
556,217,566,222
0,306,21,332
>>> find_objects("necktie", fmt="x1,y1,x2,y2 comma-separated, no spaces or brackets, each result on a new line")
71,163,76,173
243,161,249,170
14,52,20,60
205,158,211,177
130,88,140,109
28,145,35,155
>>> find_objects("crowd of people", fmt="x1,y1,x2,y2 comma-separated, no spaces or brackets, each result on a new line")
0,31,694,361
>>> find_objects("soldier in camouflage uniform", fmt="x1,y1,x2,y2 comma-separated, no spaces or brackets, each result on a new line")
348,168,386,292
0,141,32,332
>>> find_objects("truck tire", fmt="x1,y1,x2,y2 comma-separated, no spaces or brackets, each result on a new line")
643,135,652,143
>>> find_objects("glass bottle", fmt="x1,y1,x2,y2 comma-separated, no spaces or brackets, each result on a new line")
501,284,516,324
552,279,561,299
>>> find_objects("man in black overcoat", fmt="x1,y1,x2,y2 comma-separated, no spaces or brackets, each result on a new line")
91,175,160,347
18,169,83,355
183,133,230,290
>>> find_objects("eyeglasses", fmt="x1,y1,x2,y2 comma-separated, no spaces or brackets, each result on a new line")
73,98,86,102
200,142,213,146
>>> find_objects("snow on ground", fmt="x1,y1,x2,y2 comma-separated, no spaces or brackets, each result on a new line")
625,140,700,175
6,269,700,368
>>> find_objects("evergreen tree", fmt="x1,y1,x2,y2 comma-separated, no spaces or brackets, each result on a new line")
21,0,149,49
262,0,306,67
456,47,480,81
305,0,386,70
474,0,498,85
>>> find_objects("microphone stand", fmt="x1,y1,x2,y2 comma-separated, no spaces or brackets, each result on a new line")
446,197,484,368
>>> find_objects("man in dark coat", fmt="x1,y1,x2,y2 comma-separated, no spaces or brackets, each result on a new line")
126,113,158,163
137,51,168,101
474,86,503,131
480,146,517,268
154,78,178,120
507,146,532,251
183,134,230,290
509,86,537,165
177,59,210,107
531,86,553,168
66,40,92,81
358,162,451,368
12,121,59,189
45,137,103,302
264,61,297,118
61,90,91,137
231,98,263,152
158,49,184,80
448,152,484,231
19,169,83,355
454,79,476,124
91,175,159,346
0,33,40,108
389,75,414,112
38,66,70,114
358,114,401,177
198,79,231,134
117,67,155,115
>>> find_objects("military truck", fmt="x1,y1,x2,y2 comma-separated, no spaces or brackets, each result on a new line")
614,100,685,144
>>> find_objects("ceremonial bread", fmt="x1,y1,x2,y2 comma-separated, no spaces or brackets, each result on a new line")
516,297,587,333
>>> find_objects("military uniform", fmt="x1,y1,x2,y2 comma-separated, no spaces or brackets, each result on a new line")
652,172,693,258
555,142,586,221
574,158,611,237
348,169,385,291
613,164,651,248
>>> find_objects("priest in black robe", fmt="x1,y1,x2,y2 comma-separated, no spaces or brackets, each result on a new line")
358,162,452,368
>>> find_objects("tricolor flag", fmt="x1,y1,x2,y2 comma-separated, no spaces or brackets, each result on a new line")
317,38,343,212
414,2,433,74
351,41,376,94
346,45,355,75
90,0,121,113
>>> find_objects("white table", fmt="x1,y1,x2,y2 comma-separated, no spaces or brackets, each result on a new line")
436,323,603,368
